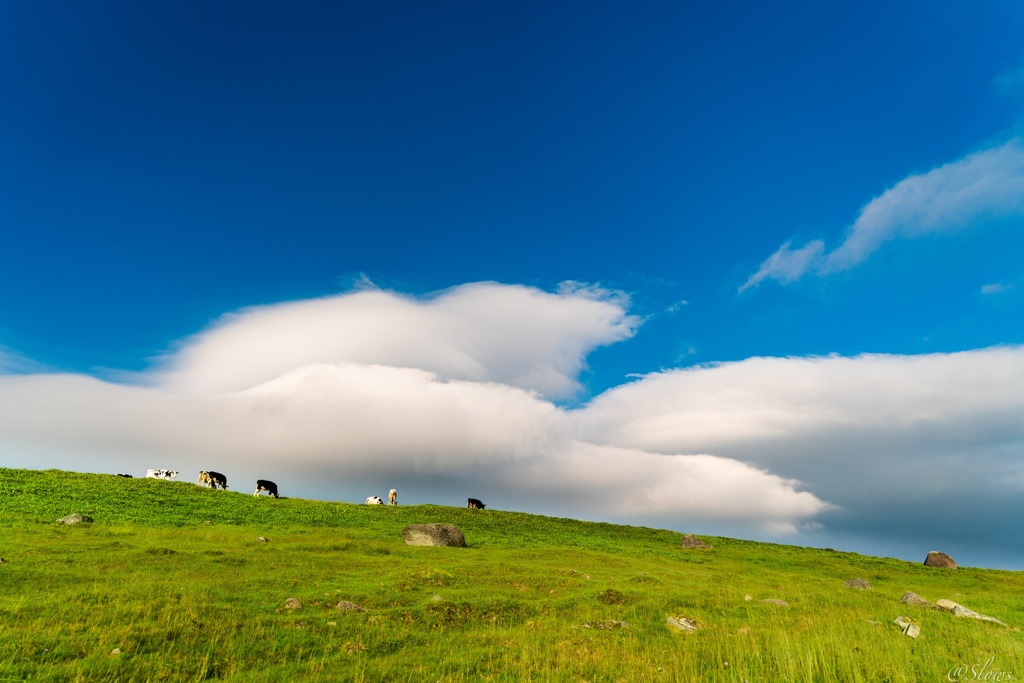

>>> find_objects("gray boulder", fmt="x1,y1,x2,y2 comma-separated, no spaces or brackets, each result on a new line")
844,578,871,590
924,550,957,569
57,513,93,525
899,591,934,607
401,524,466,547
679,534,712,549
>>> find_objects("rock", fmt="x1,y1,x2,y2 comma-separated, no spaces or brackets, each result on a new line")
937,600,1006,625
284,598,302,609
894,616,920,638
744,594,753,601
401,524,466,547
202,520,213,526
56,513,93,525
924,551,957,569
667,616,700,632
581,620,630,630
761,599,789,607
109,648,121,657
844,578,871,590
335,600,365,612
679,534,712,549
899,591,934,607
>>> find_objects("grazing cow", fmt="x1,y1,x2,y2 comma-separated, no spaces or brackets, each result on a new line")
254,480,279,498
467,497,486,510
366,496,384,505
146,469,178,480
388,489,397,506
116,473,133,478
198,470,228,490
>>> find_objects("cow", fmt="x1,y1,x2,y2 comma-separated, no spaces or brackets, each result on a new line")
198,470,228,490
254,480,279,498
467,497,486,510
115,473,133,478
146,469,178,480
388,489,397,506
366,496,384,505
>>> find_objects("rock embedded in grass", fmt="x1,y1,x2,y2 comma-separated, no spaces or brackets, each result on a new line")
56,513,92,525
894,616,920,638
844,578,871,590
899,591,933,607
679,534,712,549
937,599,1006,625
335,600,365,612
284,598,302,609
667,616,700,632
401,524,466,547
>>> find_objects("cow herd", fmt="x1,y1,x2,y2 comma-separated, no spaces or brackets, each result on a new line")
121,470,486,509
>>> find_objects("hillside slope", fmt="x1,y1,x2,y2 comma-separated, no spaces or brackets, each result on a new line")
1,467,1021,682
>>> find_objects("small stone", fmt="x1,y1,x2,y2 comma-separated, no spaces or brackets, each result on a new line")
744,594,753,601
56,513,93,525
894,617,920,637
109,648,121,656
844,578,871,590
761,599,789,607
335,600,365,612
284,598,302,609
202,521,213,526
667,616,700,632
431,595,442,602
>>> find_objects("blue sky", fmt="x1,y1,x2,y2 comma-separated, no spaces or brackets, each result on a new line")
3,1,1024,569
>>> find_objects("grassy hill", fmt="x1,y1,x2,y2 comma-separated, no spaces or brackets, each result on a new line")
1,467,1021,682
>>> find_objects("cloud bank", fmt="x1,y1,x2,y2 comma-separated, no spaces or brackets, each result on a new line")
3,281,1023,564
742,138,1024,290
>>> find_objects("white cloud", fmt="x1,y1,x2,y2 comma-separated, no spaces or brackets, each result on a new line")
739,239,825,292
152,282,639,401
575,347,1024,509
742,139,1024,289
981,282,1011,295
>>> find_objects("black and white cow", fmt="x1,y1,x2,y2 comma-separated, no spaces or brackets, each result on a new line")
198,470,228,489
146,469,178,480
254,480,279,498
365,496,384,505
467,497,486,510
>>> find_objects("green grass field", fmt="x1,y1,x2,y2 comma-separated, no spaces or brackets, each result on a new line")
1,467,1021,682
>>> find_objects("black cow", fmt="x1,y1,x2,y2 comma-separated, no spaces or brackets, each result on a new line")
116,473,133,478
254,480,279,498
198,470,228,490
467,497,486,510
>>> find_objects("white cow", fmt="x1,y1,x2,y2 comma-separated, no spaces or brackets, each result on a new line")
146,469,178,480
388,489,397,505
365,496,384,505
